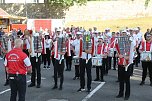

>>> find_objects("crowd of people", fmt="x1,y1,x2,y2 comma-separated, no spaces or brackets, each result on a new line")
1,25,152,101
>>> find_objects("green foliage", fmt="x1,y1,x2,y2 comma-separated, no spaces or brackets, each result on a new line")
45,0,87,6
145,0,151,9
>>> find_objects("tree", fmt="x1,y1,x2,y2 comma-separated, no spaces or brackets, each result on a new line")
145,0,151,9
45,0,87,6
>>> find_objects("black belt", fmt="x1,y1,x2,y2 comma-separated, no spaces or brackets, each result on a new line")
9,74,26,77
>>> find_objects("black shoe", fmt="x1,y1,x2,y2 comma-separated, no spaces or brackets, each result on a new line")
47,66,50,69
36,85,40,88
94,78,100,81
52,86,58,89
59,86,62,90
140,81,145,85
4,81,9,86
150,83,152,86
86,89,91,93
113,68,116,70
116,95,123,98
124,97,129,100
28,83,35,87
73,77,79,80
65,69,68,71
100,80,105,82
135,65,138,67
77,88,85,92
43,66,46,69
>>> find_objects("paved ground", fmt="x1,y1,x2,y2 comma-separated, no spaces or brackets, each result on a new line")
0,59,152,101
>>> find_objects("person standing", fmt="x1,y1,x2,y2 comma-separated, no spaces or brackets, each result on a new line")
4,39,32,101
115,33,136,100
139,34,152,86
28,32,42,88
65,34,74,71
94,36,107,82
72,32,82,80
52,34,66,90
77,34,92,92
43,34,52,69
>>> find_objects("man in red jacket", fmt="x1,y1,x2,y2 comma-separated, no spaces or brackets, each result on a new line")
4,39,32,101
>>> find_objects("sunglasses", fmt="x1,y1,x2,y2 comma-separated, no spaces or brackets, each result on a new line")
98,41,101,42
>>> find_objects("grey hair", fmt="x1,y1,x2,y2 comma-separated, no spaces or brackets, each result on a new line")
14,39,23,48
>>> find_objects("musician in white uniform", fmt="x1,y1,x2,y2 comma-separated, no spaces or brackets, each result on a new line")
115,33,136,100
52,34,66,90
28,32,42,88
94,36,107,82
72,32,82,80
77,34,92,93
139,34,152,86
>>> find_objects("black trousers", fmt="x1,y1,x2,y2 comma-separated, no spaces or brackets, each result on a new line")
65,56,72,70
54,59,65,87
9,75,26,101
30,56,41,85
141,61,152,83
75,65,80,77
51,55,55,67
135,46,140,66
108,51,117,69
118,65,132,98
43,48,51,66
102,58,108,75
79,58,92,90
95,66,104,80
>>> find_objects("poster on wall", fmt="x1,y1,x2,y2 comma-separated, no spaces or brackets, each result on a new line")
0,19,9,29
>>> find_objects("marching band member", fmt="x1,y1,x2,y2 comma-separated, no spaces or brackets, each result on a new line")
72,32,82,80
108,32,117,70
1,35,12,86
43,33,52,69
22,31,31,57
134,28,142,67
65,34,74,71
28,31,42,88
77,32,92,93
94,36,107,82
115,31,136,100
139,33,152,86
52,34,66,90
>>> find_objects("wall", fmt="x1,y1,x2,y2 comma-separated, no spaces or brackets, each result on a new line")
64,0,152,22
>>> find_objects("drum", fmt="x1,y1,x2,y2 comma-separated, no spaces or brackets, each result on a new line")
92,57,102,66
108,48,114,57
73,56,79,65
140,51,152,61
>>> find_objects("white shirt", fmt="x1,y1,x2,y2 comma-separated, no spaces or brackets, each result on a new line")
45,39,52,48
136,32,142,45
30,37,41,57
129,36,136,64
72,39,80,56
81,52,92,60
25,38,30,49
54,41,65,60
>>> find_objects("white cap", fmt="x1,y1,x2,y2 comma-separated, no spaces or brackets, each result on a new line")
105,28,110,30
76,32,82,35
122,30,127,33
45,32,49,35
57,28,62,32
134,28,138,31
97,36,104,39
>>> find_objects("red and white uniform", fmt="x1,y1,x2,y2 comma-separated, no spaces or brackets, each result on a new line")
96,43,108,57
4,48,31,75
140,41,152,51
